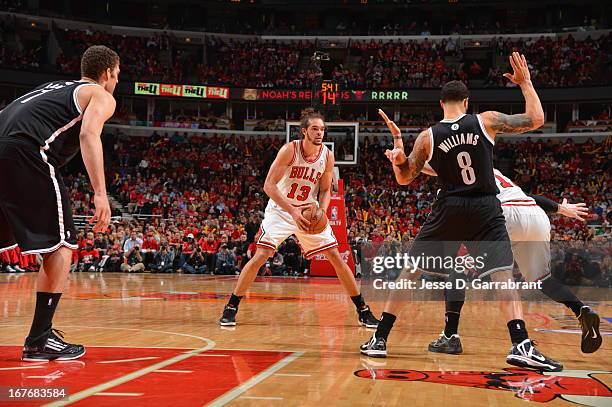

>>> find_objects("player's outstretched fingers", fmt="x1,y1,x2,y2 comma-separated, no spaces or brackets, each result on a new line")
378,109,390,123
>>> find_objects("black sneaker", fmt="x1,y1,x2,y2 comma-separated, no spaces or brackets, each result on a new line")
506,339,563,372
358,306,379,328
578,306,601,354
360,334,387,358
428,332,463,354
219,305,238,326
22,329,85,362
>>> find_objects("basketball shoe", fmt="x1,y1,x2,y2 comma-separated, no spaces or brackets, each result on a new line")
428,332,463,354
578,306,601,353
506,339,563,372
22,328,85,362
219,305,238,326
358,306,379,328
360,334,387,358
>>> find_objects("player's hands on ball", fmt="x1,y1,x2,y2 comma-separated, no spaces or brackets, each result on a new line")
557,198,589,221
378,109,401,138
290,206,311,231
503,51,531,85
91,193,111,233
385,148,407,166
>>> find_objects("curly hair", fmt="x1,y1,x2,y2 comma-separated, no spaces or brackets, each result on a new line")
81,45,120,80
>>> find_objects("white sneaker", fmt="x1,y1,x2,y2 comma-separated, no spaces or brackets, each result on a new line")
506,339,563,372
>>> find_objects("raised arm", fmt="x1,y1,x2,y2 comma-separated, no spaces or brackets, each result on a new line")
385,130,431,186
480,52,545,138
378,109,431,185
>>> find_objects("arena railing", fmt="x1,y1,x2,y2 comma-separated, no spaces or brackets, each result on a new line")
73,214,162,226
104,123,611,141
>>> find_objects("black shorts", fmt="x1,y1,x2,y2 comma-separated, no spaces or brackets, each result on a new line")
0,138,77,254
408,195,513,278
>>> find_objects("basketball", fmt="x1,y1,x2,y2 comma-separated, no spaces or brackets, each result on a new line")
301,205,328,234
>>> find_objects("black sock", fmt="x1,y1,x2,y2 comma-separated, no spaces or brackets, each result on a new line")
443,296,464,337
540,278,584,317
444,312,461,337
228,293,243,308
507,319,529,345
351,294,366,310
27,292,62,346
375,312,396,341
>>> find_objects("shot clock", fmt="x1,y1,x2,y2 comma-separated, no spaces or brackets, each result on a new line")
320,80,340,105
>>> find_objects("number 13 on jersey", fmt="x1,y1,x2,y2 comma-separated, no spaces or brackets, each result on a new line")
287,183,311,201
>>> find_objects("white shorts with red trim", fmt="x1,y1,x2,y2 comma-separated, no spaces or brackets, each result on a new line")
256,204,338,259
503,205,551,282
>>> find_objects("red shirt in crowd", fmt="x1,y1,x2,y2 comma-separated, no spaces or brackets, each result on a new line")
142,237,160,252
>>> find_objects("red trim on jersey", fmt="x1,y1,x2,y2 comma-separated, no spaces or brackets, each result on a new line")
304,241,338,259
256,242,277,250
300,140,324,164
502,198,537,207
291,202,314,208
288,141,297,166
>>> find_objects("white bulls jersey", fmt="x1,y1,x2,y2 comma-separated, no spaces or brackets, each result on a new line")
268,140,330,210
493,168,536,205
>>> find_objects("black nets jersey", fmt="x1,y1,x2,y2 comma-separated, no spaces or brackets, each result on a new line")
427,113,498,198
0,80,99,167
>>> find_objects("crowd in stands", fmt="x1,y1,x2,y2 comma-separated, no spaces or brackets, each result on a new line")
0,16,41,70
56,29,179,82
198,38,316,88
494,137,610,241
348,39,462,89
2,130,608,286
488,34,612,87
1,17,611,89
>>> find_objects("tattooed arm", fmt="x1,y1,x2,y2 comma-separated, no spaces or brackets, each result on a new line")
480,52,545,138
385,130,431,186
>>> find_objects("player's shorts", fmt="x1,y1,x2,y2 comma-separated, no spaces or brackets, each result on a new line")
408,195,514,278
502,204,551,282
255,203,338,259
0,138,78,254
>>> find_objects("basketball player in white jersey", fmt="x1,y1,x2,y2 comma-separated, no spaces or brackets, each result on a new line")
219,109,379,327
422,165,602,362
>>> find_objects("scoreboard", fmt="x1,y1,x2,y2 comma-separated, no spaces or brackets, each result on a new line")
320,80,340,105
314,80,342,113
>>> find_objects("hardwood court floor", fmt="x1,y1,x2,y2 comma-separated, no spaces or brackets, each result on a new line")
0,272,610,406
